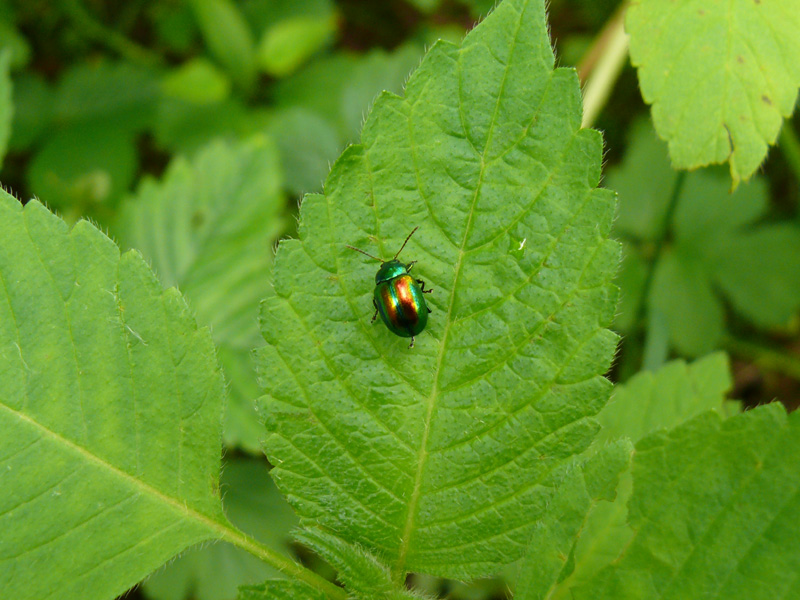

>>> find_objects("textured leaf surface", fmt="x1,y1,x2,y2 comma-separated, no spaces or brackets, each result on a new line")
115,138,284,451
514,441,632,600
626,0,800,185
142,458,298,600
0,193,227,600
594,352,732,446
257,0,619,581
295,528,420,600
549,353,733,599
610,120,800,355
239,580,327,600
580,403,800,600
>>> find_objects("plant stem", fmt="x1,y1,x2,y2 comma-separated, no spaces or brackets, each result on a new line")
778,119,800,185
61,0,163,67
579,3,630,129
724,335,800,381
218,523,348,600
618,171,686,380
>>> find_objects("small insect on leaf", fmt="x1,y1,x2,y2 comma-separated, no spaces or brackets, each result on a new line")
346,227,433,348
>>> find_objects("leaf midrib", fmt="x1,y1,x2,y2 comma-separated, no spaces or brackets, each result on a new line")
1,400,347,600
392,0,530,578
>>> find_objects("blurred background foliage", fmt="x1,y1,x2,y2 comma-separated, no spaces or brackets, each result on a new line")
0,0,798,599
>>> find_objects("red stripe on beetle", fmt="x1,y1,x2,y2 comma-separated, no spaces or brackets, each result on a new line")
394,277,418,325
380,286,397,322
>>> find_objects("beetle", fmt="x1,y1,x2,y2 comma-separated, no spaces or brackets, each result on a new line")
346,227,432,348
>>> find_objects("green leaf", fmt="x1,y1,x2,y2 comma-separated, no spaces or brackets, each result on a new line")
239,580,328,600
257,0,619,581
154,96,257,155
0,49,11,168
596,352,732,446
295,528,420,600
273,44,424,140
580,403,800,599
8,72,52,152
142,458,298,600
27,122,138,215
257,14,337,78
610,119,681,242
161,58,232,105
115,137,284,452
52,61,160,132
551,353,734,599
0,19,30,68
0,193,227,600
265,107,341,194
609,120,800,355
709,223,800,329
626,0,800,186
515,441,633,600
189,0,257,91
649,247,724,357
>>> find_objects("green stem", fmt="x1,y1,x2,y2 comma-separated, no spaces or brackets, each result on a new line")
778,119,800,185
579,3,630,129
634,172,685,326
218,524,347,600
61,0,163,67
724,335,800,381
618,171,686,380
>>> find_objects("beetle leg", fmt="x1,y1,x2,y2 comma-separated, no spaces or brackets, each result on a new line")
417,279,433,293
408,336,415,349
406,261,416,272
371,299,379,323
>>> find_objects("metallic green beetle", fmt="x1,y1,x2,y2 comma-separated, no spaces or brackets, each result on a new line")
346,227,432,348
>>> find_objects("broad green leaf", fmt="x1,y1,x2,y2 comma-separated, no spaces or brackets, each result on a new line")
257,14,337,78
552,353,734,599
0,19,30,68
580,403,800,600
239,580,328,600
595,351,732,446
707,223,800,329
257,0,619,582
609,120,800,355
8,72,52,152
27,122,137,216
115,138,284,452
52,61,160,132
610,120,681,243
189,0,257,91
0,193,227,600
626,0,800,186
154,96,256,155
269,45,423,193
515,441,633,600
142,458,298,600
161,58,231,105
273,44,424,140
0,49,11,168
264,107,341,194
22,60,158,216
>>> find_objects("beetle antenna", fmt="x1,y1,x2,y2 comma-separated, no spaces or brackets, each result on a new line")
345,245,383,262
394,226,419,259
